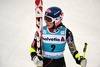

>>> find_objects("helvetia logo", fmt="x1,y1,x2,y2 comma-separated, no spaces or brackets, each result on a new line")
42,37,65,41
61,37,65,41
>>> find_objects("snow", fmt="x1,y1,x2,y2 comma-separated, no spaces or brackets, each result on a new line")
0,0,100,67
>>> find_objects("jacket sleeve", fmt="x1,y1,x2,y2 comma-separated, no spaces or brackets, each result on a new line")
66,28,77,55
30,32,37,53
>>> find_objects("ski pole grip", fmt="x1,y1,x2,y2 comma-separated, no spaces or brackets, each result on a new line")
83,43,88,52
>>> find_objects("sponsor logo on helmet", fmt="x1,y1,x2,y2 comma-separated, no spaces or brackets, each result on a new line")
46,9,52,13
54,10,60,15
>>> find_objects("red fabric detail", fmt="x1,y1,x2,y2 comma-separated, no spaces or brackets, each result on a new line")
49,29,54,33
36,31,39,37
31,40,35,48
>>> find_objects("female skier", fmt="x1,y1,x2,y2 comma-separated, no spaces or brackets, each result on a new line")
30,7,86,67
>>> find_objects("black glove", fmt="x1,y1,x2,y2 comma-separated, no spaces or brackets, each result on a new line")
30,52,43,66
73,51,85,65
30,52,43,61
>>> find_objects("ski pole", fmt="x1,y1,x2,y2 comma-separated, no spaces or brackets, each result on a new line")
80,43,88,67
83,43,88,58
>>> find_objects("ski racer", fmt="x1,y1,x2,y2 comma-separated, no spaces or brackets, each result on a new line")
30,7,86,67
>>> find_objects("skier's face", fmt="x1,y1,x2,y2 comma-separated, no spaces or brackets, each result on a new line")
44,16,54,29
46,22,54,29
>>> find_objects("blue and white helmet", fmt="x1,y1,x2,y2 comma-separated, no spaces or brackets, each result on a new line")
44,7,63,26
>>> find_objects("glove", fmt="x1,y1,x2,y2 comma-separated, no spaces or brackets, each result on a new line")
81,58,87,67
73,51,87,65
30,52,43,66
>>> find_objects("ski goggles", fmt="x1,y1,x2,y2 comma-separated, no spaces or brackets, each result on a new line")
44,15,63,23
44,16,55,22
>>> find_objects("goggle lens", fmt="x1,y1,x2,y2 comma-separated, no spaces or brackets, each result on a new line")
44,16,53,22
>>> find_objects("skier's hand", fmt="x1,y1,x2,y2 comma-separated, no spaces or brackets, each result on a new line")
81,58,87,67
31,52,43,66
75,56,86,65
73,51,87,65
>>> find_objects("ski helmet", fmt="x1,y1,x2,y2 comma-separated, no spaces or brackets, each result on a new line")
44,7,63,26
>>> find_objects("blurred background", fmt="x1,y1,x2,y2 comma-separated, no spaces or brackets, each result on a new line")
0,0,100,67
